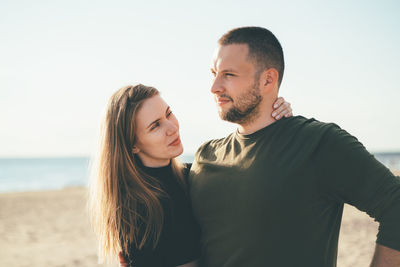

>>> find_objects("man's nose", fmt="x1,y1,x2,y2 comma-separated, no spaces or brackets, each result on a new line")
210,77,224,94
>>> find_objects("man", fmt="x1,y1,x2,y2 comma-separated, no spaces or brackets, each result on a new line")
188,27,400,267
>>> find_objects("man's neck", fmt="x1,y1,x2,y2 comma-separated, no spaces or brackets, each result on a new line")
237,98,276,135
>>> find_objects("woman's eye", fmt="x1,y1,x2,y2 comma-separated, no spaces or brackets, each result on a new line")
150,122,160,130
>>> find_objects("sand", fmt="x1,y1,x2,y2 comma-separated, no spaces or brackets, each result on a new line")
0,187,116,267
1,171,398,267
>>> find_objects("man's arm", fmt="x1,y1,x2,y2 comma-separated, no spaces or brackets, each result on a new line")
370,244,400,267
313,123,400,265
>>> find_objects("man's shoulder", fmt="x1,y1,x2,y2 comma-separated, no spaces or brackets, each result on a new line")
284,115,343,136
276,116,354,154
287,116,365,154
194,116,344,151
286,115,335,127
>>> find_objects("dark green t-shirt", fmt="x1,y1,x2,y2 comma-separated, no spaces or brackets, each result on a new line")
189,116,400,267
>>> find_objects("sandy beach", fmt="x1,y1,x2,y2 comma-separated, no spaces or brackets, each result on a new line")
1,171,398,267
0,187,116,267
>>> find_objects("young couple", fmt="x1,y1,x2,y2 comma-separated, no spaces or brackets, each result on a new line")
89,27,400,267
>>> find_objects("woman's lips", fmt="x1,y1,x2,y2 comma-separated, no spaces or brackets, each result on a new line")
169,137,181,146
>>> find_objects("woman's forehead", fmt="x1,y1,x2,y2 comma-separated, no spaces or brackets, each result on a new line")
136,95,169,125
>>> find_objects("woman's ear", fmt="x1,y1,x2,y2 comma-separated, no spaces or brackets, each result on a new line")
132,146,140,154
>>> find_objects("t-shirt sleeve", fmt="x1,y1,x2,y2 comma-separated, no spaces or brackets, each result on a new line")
314,123,400,251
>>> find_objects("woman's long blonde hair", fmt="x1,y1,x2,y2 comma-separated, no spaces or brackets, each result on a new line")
88,84,185,263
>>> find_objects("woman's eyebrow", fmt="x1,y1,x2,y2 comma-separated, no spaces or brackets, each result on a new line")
146,119,160,130
146,107,171,129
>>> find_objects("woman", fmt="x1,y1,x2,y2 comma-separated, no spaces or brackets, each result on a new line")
88,84,292,267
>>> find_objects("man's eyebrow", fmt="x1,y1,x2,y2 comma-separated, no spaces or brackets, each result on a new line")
222,69,237,73
210,68,237,73
146,107,171,130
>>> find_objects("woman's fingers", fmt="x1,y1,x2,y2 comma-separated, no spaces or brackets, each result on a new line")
272,100,292,120
273,97,285,109
276,108,289,119
284,110,293,118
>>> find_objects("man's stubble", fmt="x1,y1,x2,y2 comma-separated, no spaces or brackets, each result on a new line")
219,82,262,125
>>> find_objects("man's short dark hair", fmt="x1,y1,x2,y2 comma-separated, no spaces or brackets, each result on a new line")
218,26,285,87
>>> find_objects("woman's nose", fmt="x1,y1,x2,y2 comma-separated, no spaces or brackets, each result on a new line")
166,120,178,136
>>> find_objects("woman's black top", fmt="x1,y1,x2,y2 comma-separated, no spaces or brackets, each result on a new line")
124,163,201,267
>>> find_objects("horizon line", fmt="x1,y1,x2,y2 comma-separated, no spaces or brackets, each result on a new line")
1,152,400,160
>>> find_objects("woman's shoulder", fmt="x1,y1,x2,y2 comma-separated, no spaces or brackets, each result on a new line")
183,162,192,170
182,163,192,178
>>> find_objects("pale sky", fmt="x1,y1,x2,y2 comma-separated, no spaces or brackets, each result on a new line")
1,0,399,158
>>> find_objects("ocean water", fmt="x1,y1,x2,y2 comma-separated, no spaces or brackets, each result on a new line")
0,155,194,193
0,157,90,193
0,154,398,193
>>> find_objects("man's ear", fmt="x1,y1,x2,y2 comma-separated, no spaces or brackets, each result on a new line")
265,75,273,85
260,68,279,92
132,146,140,154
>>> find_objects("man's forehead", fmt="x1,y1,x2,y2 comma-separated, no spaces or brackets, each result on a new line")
212,44,251,70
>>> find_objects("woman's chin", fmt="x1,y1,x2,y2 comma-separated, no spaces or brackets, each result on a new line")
174,145,184,157
165,143,184,159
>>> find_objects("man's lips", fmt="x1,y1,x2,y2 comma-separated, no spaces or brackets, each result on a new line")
216,97,231,105
169,137,181,146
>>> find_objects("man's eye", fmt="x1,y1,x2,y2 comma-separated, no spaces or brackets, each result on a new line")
225,73,234,77
167,111,173,117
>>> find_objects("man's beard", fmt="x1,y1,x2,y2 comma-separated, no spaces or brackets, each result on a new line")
219,83,262,125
